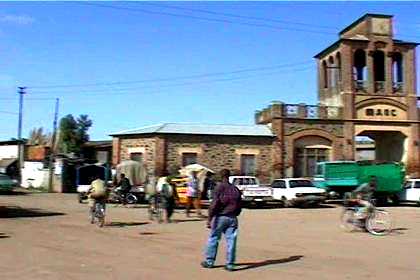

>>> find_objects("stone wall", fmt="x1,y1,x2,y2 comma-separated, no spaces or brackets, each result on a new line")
119,136,157,178
115,134,275,183
165,135,274,183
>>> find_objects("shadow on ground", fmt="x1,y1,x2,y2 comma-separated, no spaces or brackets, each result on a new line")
391,227,409,235
232,255,303,271
246,204,335,210
106,221,149,227
0,206,65,218
173,218,204,223
106,204,151,210
299,204,336,209
139,232,158,235
0,232,10,239
0,190,29,196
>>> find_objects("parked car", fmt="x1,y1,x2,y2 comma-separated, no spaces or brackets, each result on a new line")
271,178,327,207
0,173,18,192
397,179,420,205
229,176,273,205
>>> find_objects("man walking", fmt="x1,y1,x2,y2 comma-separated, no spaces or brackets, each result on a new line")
201,169,242,272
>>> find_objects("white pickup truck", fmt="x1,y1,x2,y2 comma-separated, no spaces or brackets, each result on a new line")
270,178,327,207
398,179,420,205
229,176,273,205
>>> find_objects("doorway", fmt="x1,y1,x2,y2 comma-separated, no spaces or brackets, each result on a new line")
293,135,332,177
356,130,407,163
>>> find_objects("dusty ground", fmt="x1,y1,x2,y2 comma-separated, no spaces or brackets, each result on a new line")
1,191,420,280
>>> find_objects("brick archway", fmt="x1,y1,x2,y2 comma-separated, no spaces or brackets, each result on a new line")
355,97,408,111
286,129,340,169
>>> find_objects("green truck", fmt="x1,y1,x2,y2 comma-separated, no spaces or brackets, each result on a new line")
313,161,405,203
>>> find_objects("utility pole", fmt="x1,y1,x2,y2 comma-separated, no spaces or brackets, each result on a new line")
48,98,60,192
17,87,26,186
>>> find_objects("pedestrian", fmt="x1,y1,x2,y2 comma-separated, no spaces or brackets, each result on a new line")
202,172,216,201
186,170,203,217
201,169,242,272
156,174,177,223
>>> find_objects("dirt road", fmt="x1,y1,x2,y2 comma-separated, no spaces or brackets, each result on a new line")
1,192,420,280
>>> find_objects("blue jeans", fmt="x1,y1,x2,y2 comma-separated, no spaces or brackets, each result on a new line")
205,216,238,266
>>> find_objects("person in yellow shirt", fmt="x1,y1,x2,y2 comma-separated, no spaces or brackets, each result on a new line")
88,175,108,224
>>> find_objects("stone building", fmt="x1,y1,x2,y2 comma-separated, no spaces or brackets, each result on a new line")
111,123,275,183
111,14,420,181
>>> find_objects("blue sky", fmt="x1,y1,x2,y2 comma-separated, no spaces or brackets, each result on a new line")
0,1,419,140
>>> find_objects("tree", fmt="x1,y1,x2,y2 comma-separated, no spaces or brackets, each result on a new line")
27,127,52,145
58,114,92,155
76,114,93,146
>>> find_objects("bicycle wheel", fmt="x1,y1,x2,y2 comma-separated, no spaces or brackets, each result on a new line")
95,204,106,228
365,210,392,236
340,208,358,232
97,214,105,228
156,199,163,223
148,202,155,221
125,193,138,204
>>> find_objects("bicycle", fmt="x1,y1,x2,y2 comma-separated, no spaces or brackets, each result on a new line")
340,198,393,236
91,200,106,228
148,194,163,223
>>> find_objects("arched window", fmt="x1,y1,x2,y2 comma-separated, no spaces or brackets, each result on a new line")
373,50,385,82
336,52,342,83
353,49,366,81
353,49,366,90
322,60,328,88
373,50,385,92
392,52,403,84
328,56,337,88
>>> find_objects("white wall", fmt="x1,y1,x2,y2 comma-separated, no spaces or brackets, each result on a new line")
21,161,49,188
0,145,18,159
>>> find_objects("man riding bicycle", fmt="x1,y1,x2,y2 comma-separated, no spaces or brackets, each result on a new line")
115,173,131,204
349,176,377,218
88,174,108,224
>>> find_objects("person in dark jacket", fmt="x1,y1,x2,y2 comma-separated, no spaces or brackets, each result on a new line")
116,173,131,205
202,172,216,201
201,169,242,272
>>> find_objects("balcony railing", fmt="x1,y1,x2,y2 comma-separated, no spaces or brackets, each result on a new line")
393,82,404,93
374,81,385,93
255,102,344,124
354,80,367,92
282,104,342,119
255,102,343,123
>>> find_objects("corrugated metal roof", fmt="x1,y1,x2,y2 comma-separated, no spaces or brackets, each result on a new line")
110,123,274,137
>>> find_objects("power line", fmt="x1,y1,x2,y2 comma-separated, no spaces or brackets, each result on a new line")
82,1,420,39
143,2,337,30
28,60,313,90
78,2,337,36
140,2,420,41
28,66,314,96
0,97,57,100
0,110,18,115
